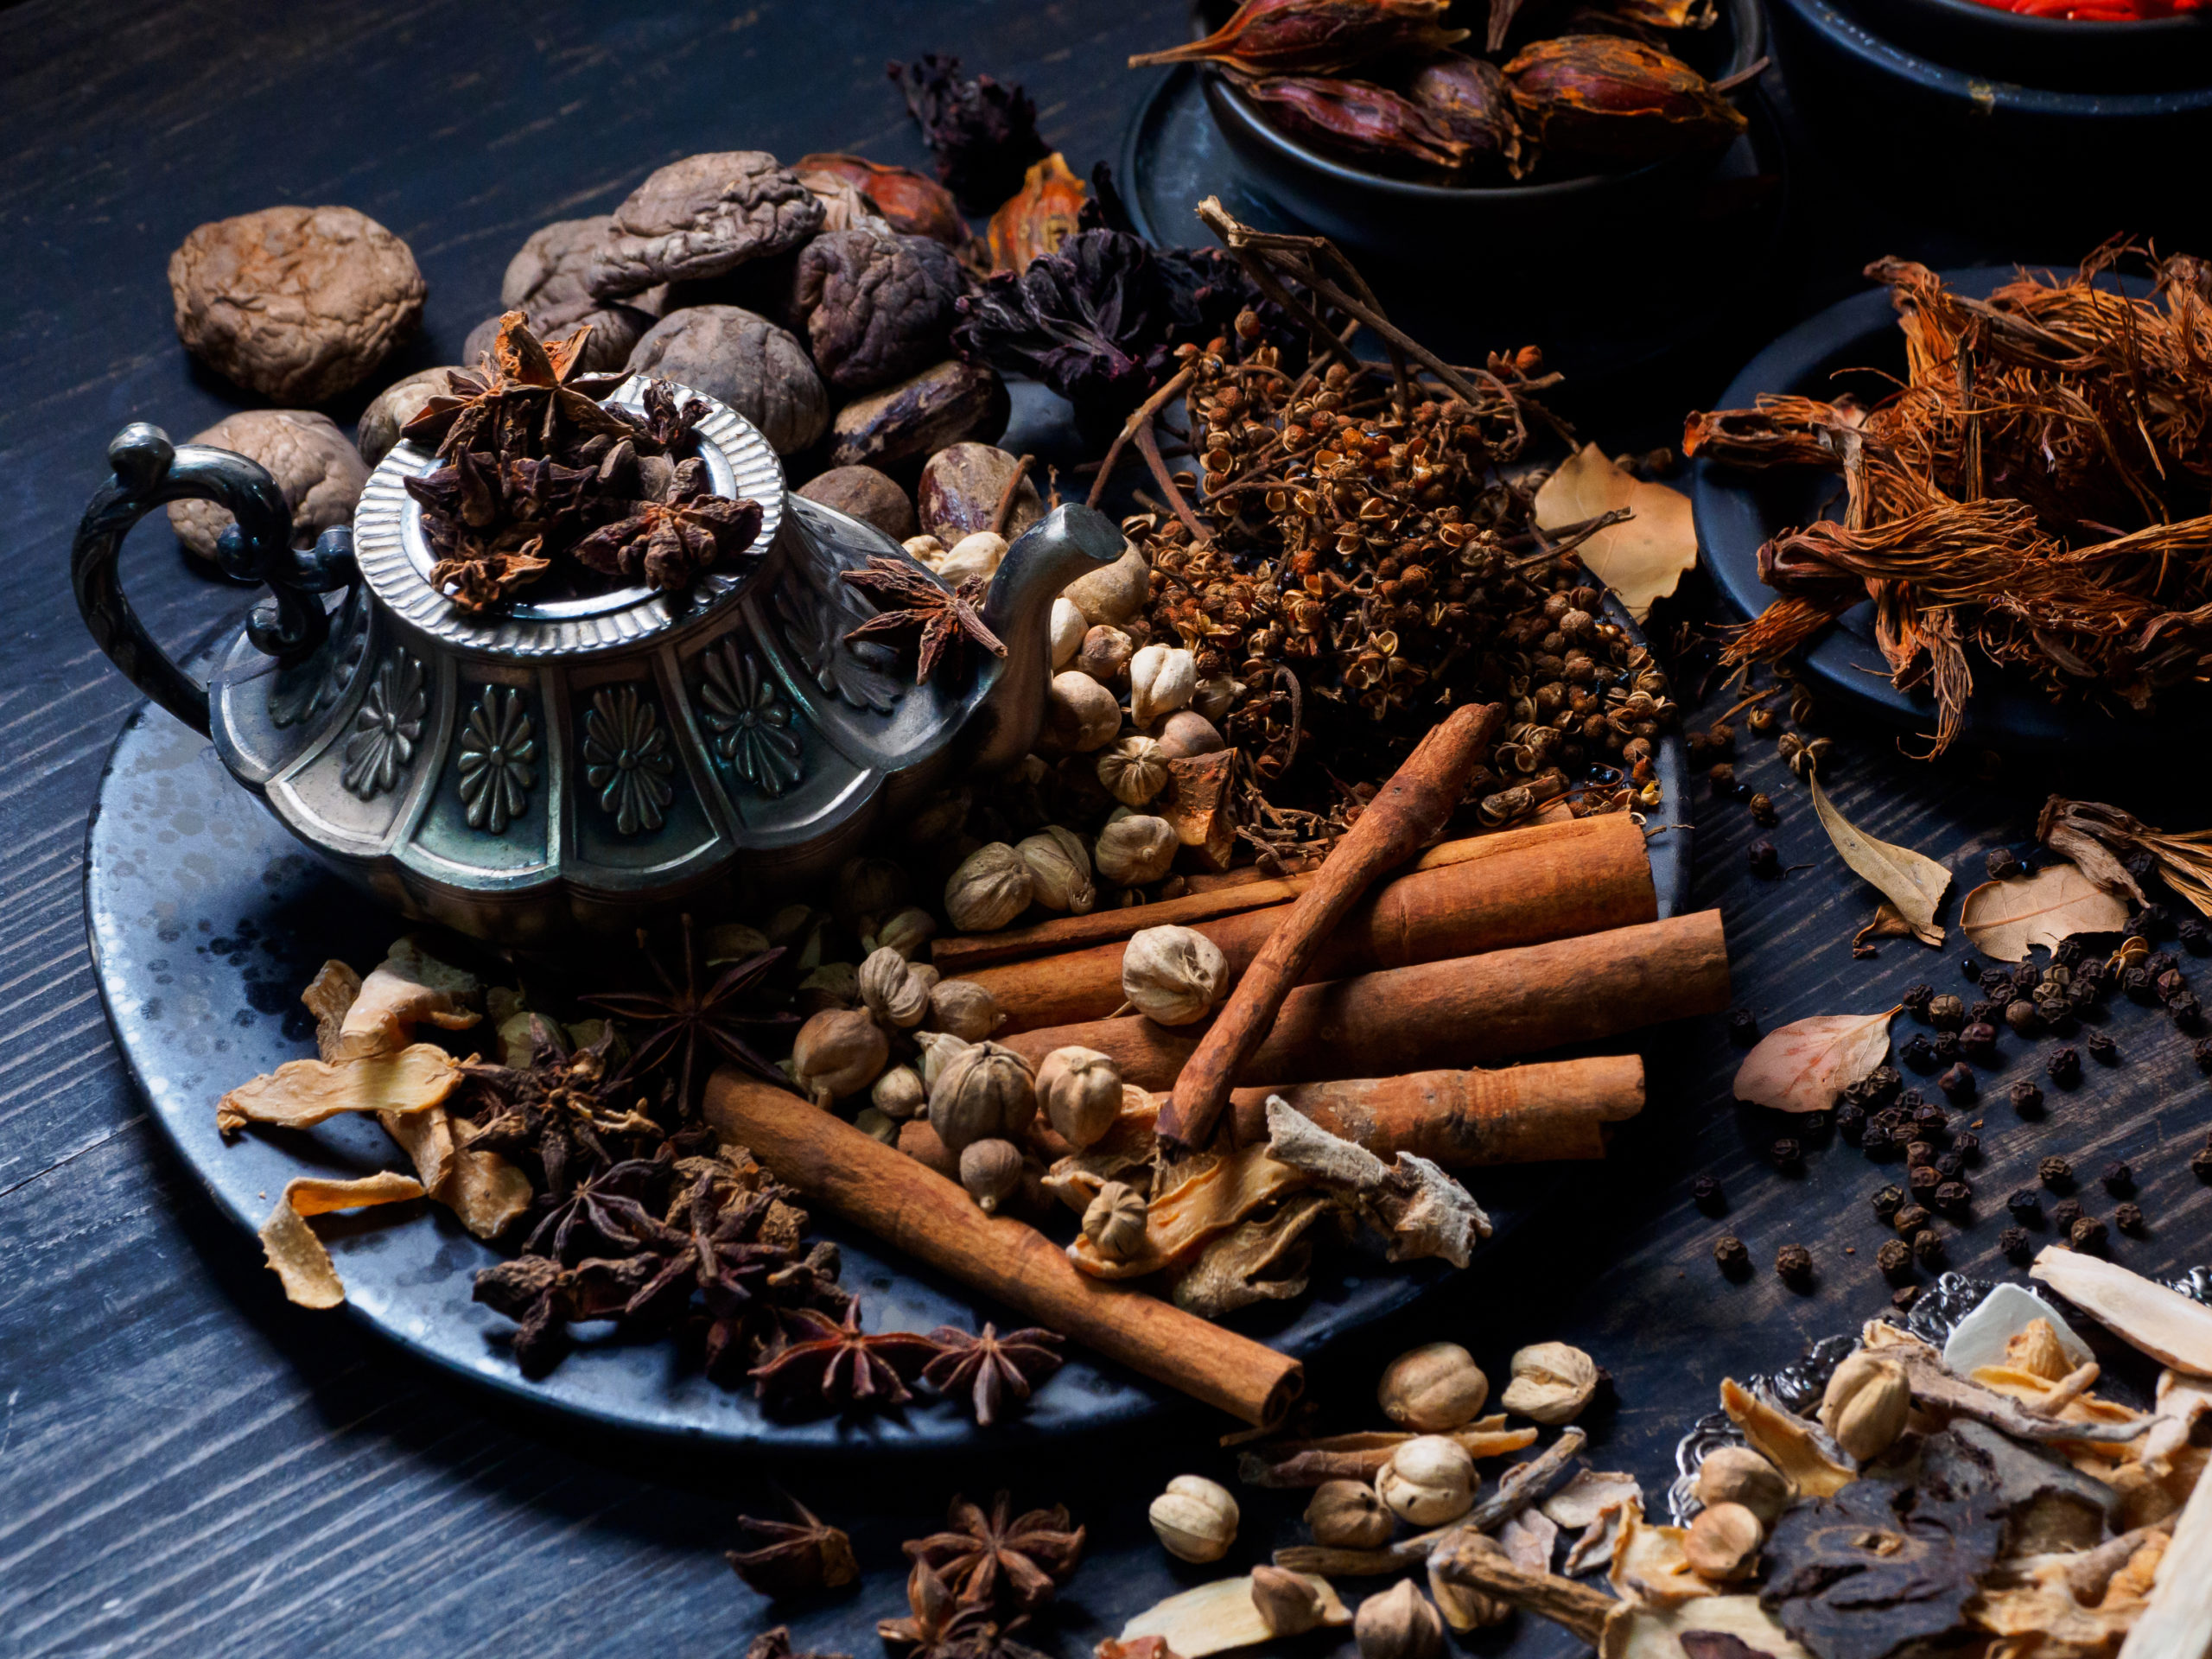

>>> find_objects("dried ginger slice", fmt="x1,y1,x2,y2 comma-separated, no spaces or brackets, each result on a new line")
258,1171,426,1307
383,1106,531,1240
1607,1497,1714,1609
1067,1141,1309,1280
216,1044,461,1135
1719,1377,1857,1497
303,961,363,1061
336,936,483,1061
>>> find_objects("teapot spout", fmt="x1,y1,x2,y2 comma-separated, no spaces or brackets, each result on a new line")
959,505,1126,774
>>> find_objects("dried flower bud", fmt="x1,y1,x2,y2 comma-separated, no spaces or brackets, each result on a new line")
866,905,938,960
871,1064,926,1120
1694,1446,1789,1524
1094,814,1179,887
958,1136,1025,1212
1305,1479,1394,1549
1083,1179,1150,1259
1249,1565,1327,1637
1354,1578,1445,1659
1122,925,1229,1026
1376,1434,1477,1525
945,842,1034,931
1818,1351,1910,1460
1077,624,1135,683
926,978,1003,1041
1045,670,1122,753
1036,1046,1124,1147
858,945,931,1028
1377,1342,1489,1431
1016,826,1096,914
1684,1501,1763,1582
937,529,1006,588
791,1007,888,1103
1097,736,1171,807
927,1039,1036,1154
1129,643,1198,728
1499,1341,1598,1425
1428,1537,1511,1630
1148,1474,1237,1563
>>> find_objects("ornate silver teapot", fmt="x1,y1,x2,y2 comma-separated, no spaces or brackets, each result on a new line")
73,379,1121,944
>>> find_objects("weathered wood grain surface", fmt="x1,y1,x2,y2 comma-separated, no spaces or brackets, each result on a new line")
3,3,2209,1655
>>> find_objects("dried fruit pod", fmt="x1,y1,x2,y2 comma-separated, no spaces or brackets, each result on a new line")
927,1039,1037,1154
1250,1564,1328,1637
1076,625,1135,684
1062,540,1151,626
1500,1341,1599,1424
926,979,1003,1041
1354,1578,1445,1659
1129,0,1469,76
1375,1435,1477,1525
793,153,968,246
1306,1480,1395,1549
1504,35,1747,165
1050,597,1086,668
871,1064,927,1120
1016,827,1096,914
913,1028,974,1091
987,151,1087,276
1148,1475,1238,1563
1045,671,1124,753
858,946,931,1029
1097,736,1171,808
1129,645,1198,728
1817,1351,1910,1461
938,530,1007,588
958,1136,1026,1211
829,359,1009,470
1407,54,1526,176
1428,1536,1511,1630
1084,1179,1150,1260
1237,76,1473,174
1694,1446,1790,1522
1683,1500,1763,1582
1036,1046,1124,1147
866,905,938,960
1094,814,1179,887
1154,709,1225,760
791,1007,888,1103
1122,925,1229,1026
1378,1342,1490,1431
797,962,858,1015
944,842,1034,931
918,441,1043,543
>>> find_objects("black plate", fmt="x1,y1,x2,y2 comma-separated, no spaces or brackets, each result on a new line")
1692,264,2212,754
86,633,1692,1452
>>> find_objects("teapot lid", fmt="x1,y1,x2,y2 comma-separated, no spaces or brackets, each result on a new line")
349,375,785,662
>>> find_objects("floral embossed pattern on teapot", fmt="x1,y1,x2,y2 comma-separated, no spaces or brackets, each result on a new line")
72,378,1121,945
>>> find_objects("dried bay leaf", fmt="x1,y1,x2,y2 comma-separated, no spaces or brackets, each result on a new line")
1809,774,1949,944
1959,862,2129,962
1532,444,1697,621
257,1171,426,1308
1854,899,1940,953
1732,1008,1897,1114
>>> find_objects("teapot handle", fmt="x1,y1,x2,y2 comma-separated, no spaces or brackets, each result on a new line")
73,423,358,737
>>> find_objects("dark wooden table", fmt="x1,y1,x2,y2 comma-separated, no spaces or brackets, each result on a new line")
6,3,2211,1654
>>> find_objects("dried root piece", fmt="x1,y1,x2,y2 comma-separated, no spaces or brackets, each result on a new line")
215,1044,462,1136
257,1171,426,1307
1609,1497,1716,1608
1065,1140,1310,1280
2032,1246,2212,1377
336,936,484,1059
1262,1095,1490,1267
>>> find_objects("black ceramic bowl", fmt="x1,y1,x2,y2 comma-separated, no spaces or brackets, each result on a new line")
1196,0,1766,261
1848,0,2212,91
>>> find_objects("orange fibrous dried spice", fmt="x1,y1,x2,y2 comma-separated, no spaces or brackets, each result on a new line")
1688,246,2212,754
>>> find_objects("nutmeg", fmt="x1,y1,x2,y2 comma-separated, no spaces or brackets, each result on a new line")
925,978,1002,1041
1249,1566,1327,1637
1499,1341,1599,1425
1818,1351,1910,1461
944,842,1033,931
1354,1578,1444,1659
958,1137,1024,1212
1148,1474,1237,1563
1094,814,1178,887
1045,671,1122,753
1061,539,1150,626
1083,1180,1149,1260
1694,1446,1790,1523
1375,1435,1477,1526
1049,596,1086,669
1683,1500,1763,1582
1154,709,1224,760
1305,1480,1394,1549
1128,643,1197,728
1378,1342,1490,1432
927,1040,1036,1154
1097,736,1170,807
1016,826,1095,914
1035,1046,1123,1147
1076,624,1135,684
791,1007,887,1104
857,946,930,1028
1122,925,1229,1027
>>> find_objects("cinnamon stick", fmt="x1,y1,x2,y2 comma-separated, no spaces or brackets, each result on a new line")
1001,912,1730,1091
705,1073,1304,1427
966,813,1652,1032
1227,1057,1644,1164
1159,702,1506,1150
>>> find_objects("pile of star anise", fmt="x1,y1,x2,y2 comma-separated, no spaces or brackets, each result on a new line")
402,312,765,612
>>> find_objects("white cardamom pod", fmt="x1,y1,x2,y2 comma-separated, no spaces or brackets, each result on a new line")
913,1029,973,1092
1128,644,1196,728
926,979,1003,1041
857,946,930,1029
866,905,938,960
1035,1046,1123,1147
937,530,1007,588
1122,925,1228,1026
958,1137,1025,1212
1096,735,1170,807
1049,596,1086,668
871,1064,926,1119
1093,814,1178,887
790,1007,888,1103
1016,827,1096,914
944,842,1033,932
928,1041,1037,1154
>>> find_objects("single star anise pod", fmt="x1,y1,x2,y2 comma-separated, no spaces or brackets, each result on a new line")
582,914,797,1110
840,556,1007,684
458,1027,664,1188
921,1324,1064,1427
877,1561,1003,1659
746,1630,852,1659
574,462,766,591
523,1149,677,1263
748,1300,939,1411
726,1495,859,1599
901,1491,1086,1613
633,378,709,453
403,311,631,460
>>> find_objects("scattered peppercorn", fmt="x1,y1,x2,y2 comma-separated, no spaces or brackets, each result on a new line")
1747,791,1777,826
1935,1152,1965,1179
2041,1155,2075,1190
2070,1215,2108,1252
1747,839,1779,878
2152,952,2182,978
1912,1229,1945,1267
1953,1132,1980,1161
1959,1021,1999,1063
1998,1225,2031,1261
2132,902,2173,938
1727,1008,1758,1046
1713,1234,1750,1274
1938,1062,1975,1100
1906,1140,1936,1169
2048,1048,2082,1086
1770,1137,1802,1172
2123,965,2158,1003
1872,1184,1905,1220
1934,1180,1972,1215
1968,998,2001,1027
1900,1033,1938,1071
2006,1189,2041,1224
2055,937,2087,968
1775,1243,1813,1284
2169,992,2202,1027
1909,1164,1941,1198
1934,1033,1961,1065
1850,1067,1903,1109
1928,994,1966,1031
1708,761,1739,797
1902,983,1934,1017
2009,1079,2045,1116
2101,1160,2133,1195
2181,918,2210,954
1893,1204,1931,1236
1692,1174,1726,1214
1875,1237,1913,1281
1960,956,1981,982
1898,1087,1927,1112
2114,1202,2145,1234
1985,847,2024,880
2051,1198,2084,1232
1889,1123,1920,1153
2004,1001,2042,1038
2195,1038,2212,1071
2087,1031,2119,1064
1978,967,2014,1000
1835,1103,1867,1144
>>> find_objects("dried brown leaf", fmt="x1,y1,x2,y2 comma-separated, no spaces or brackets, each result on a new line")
1854,899,1942,951
1732,1009,1898,1114
1959,863,2130,962
1809,775,1950,942
257,1171,426,1308
1533,444,1697,621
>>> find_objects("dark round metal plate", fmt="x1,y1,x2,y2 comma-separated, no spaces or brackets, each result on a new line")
86,633,1690,1452
1692,264,2209,754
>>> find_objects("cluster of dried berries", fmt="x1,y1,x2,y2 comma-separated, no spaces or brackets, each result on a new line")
401,313,764,612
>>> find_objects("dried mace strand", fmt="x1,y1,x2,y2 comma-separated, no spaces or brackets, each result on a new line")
1128,0,1469,77
921,1323,1065,1427
1231,75,1474,172
1503,35,1748,164
727,1497,861,1598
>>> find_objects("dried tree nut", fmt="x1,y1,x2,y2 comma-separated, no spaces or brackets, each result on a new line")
926,978,1004,1042
918,442,1045,546
1154,709,1226,760
1354,1578,1446,1659
791,1008,888,1103
1122,925,1229,1027
937,530,1007,588
357,366,464,467
1045,671,1123,753
1062,541,1152,626
169,410,368,563
1017,827,1096,915
927,1039,1037,1154
588,150,823,297
1379,1341,1491,1431
1077,625,1136,684
1051,598,1087,668
796,465,918,541
871,1064,927,1120
1501,1341,1599,1424
1819,1351,1910,1461
1376,1434,1478,1526
626,304,828,455
1036,1046,1124,1147
1249,1564,1327,1637
1305,1479,1395,1548
791,227,964,391
1694,1446,1789,1523
1082,1179,1150,1259
945,842,1034,931
858,946,931,1029
1682,1501,1764,1582
1149,1474,1238,1563
1094,814,1179,887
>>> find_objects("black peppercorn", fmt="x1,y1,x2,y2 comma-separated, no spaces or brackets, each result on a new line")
2006,1188,2041,1223
1934,1032,1961,1065
1968,999,2001,1027
1998,1224,2031,1261
1892,1284,1922,1310
2010,1079,2045,1115
1934,1180,1971,1215
1748,839,1779,878
1748,791,1777,826
1986,846,2024,880
1960,955,1982,982
1875,1237,1913,1281
2055,937,2087,968
1893,1204,1931,1236
2088,1031,2119,1064
1900,1033,1938,1071
2013,964,2042,993
2152,952,2182,978
2114,1201,2145,1233
2041,1155,2075,1190
2181,918,2210,954
2005,1000,2043,1038
1953,1131,1980,1161
1909,1163,1942,1198
2194,1038,2212,1071
1835,1103,1867,1144
2123,965,2158,1003
1708,760,1738,794
1849,1067,1903,1109
2132,902,2173,938
1775,1243,1813,1283
1898,1089,1927,1112
1960,1021,1999,1062
1928,993,1966,1031
2101,1160,2133,1195
1727,1007,1759,1046
1872,1184,1905,1219
2070,1215,2108,1252
2194,1147,2212,1183
2052,1198,2084,1232
2068,978,2101,1016
1938,1062,1976,1100
2169,992,2202,1027
1770,1137,1802,1172
1890,1122,1921,1152
1978,968,2014,1000
1902,983,1934,1016
1692,1174,1725,1214
1906,1140,1936,1169
1935,1152,1965,1179
1713,1234,1750,1274
2048,1047,2082,1086
1912,1229,1945,1267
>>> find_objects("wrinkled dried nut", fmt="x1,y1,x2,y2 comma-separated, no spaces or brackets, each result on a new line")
958,1136,1024,1212
1378,1342,1490,1431
829,359,1009,470
1154,709,1226,760
1062,540,1152,626
926,979,1003,1042
866,906,938,960
1249,1565,1327,1637
1016,826,1095,915
1094,815,1179,887
627,304,829,454
857,946,931,1029
499,213,667,326
870,1064,927,1120
1044,671,1124,754
1500,1341,1599,1425
1694,1446,1789,1523
1129,644,1198,728
927,1039,1036,1154
918,442,1043,543
1817,1351,1910,1461
791,227,963,391
791,1007,887,1103
795,465,917,541
1082,1179,1149,1259
168,410,369,563
1148,1475,1237,1563
1122,925,1229,1026
1077,626,1135,684
1098,736,1171,808
588,150,823,297
1050,598,1086,669
168,205,425,402
1355,1578,1445,1659
937,531,1007,588
356,366,463,467
1683,1501,1763,1582
944,842,1033,932
1036,1046,1123,1147
904,533,946,566
1376,1435,1477,1526
1429,1535,1511,1630
1306,1479,1395,1549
